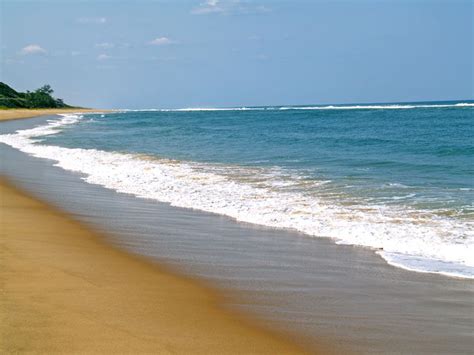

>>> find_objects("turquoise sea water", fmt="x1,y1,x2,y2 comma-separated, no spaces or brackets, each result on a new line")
2,101,473,277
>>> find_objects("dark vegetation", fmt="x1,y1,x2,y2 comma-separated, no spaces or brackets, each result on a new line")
0,82,73,109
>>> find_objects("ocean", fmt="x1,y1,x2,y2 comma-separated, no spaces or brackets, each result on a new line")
1,101,473,278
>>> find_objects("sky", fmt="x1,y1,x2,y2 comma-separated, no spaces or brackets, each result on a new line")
1,0,472,108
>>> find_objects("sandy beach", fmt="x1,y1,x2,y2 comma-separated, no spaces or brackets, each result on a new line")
0,176,309,354
0,108,111,122
0,112,307,354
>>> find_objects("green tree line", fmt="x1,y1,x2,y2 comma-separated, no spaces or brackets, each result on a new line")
0,82,72,109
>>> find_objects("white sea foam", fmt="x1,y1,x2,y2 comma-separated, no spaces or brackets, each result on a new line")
380,251,474,279
278,103,474,110
120,103,474,112
120,107,266,112
1,114,473,279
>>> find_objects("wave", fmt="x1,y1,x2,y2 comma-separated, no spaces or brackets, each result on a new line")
279,103,474,110
120,107,267,112
120,102,474,112
380,251,474,279
1,114,473,279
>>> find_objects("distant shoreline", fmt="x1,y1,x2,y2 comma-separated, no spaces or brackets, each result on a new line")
0,108,113,122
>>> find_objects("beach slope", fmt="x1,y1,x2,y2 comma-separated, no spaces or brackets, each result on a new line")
0,109,110,122
0,179,306,354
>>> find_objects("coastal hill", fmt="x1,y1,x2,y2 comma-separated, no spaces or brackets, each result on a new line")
0,82,72,109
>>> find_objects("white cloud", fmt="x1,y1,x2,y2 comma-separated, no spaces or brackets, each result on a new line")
95,42,115,49
97,53,111,61
77,17,107,24
20,44,47,55
148,37,175,46
192,0,224,14
192,0,270,15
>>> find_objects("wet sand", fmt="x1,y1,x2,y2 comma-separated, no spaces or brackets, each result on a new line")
0,178,308,354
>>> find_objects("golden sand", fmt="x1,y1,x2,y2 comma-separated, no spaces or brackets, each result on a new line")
0,179,310,354
0,108,112,122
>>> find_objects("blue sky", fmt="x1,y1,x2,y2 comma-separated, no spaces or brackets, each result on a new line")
1,0,472,108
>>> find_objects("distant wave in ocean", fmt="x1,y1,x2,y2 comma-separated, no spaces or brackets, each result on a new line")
121,102,474,112
1,113,473,279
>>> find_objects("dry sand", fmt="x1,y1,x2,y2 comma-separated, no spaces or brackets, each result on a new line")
0,178,309,354
0,108,112,122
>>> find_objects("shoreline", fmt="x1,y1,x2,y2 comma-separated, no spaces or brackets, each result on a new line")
0,108,113,122
0,177,311,353
4,110,471,280
1,113,472,354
